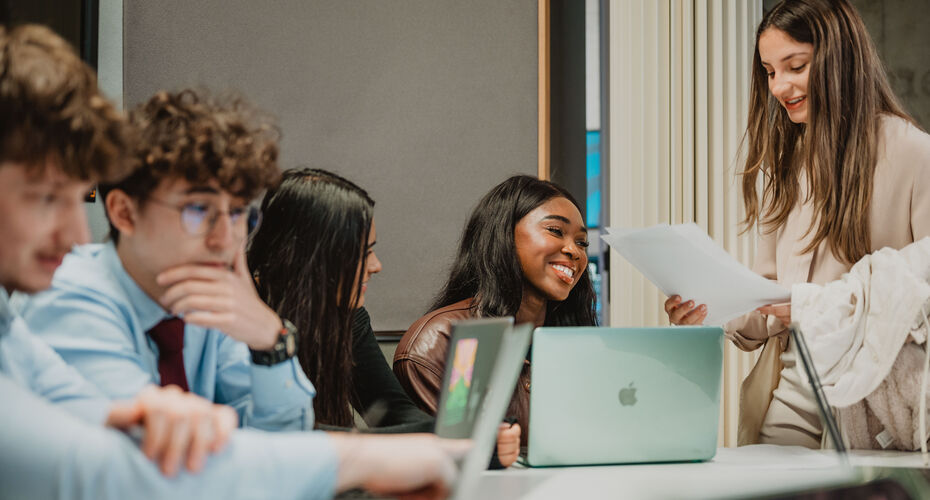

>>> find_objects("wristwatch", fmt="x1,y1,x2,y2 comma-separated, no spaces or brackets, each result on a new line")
250,318,298,366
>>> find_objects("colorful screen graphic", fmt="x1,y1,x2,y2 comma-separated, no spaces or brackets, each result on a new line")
443,338,478,426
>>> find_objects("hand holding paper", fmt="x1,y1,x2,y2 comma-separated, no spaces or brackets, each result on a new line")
665,295,708,325
601,223,790,326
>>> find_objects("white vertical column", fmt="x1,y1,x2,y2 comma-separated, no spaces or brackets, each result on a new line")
86,0,124,244
97,0,123,109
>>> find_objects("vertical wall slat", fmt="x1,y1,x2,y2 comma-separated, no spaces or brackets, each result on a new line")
655,0,672,326
632,0,644,326
539,0,551,180
723,0,741,448
694,1,709,232
682,0,695,225
710,0,726,244
670,2,683,226
643,0,659,326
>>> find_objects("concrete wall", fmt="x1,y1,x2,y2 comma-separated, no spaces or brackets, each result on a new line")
852,0,930,130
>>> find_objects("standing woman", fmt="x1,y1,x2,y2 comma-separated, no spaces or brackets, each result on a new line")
664,0,930,447
248,168,520,466
393,175,598,445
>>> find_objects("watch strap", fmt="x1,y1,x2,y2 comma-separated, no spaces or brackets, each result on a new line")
250,318,298,366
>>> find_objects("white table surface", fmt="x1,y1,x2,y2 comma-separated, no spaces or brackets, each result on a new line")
472,445,930,500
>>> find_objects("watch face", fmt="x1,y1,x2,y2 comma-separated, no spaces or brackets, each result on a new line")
285,333,296,356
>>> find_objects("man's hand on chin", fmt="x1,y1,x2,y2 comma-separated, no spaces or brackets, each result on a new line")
156,244,281,350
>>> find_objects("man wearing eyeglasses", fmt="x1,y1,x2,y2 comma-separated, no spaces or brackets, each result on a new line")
21,89,315,435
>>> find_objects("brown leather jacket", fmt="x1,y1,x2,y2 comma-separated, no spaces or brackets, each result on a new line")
392,298,532,445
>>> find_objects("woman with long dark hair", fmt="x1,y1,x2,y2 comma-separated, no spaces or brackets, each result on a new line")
248,168,520,466
249,168,379,427
393,175,597,444
665,0,930,447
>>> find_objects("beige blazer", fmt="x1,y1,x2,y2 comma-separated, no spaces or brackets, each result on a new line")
728,115,930,445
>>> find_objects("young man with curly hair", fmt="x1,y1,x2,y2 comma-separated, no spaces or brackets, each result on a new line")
0,21,239,479
3,25,467,499
21,88,323,433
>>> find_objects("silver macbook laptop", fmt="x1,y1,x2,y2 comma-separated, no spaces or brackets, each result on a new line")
524,326,724,466
338,319,532,500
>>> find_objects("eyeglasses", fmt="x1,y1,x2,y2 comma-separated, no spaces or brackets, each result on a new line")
148,198,262,237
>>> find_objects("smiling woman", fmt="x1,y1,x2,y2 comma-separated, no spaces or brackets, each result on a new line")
758,28,812,124
247,168,523,468
663,0,930,449
393,175,597,445
513,196,591,322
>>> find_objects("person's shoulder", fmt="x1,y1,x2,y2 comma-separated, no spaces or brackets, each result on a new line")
395,299,475,357
878,114,930,163
53,243,119,292
23,243,127,317
407,299,475,338
423,299,476,321
353,307,372,326
351,307,374,344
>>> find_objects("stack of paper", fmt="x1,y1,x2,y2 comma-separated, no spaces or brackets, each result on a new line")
601,223,789,326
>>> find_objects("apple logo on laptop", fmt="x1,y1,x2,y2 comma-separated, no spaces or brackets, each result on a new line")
618,382,637,406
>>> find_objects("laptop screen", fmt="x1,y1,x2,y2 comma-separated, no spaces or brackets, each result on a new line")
434,318,511,439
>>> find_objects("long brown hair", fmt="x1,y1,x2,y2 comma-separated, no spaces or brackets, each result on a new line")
248,168,374,427
741,0,913,264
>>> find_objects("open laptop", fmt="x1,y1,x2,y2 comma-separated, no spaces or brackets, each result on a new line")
434,318,513,439
524,326,724,466
340,318,532,499
442,319,533,499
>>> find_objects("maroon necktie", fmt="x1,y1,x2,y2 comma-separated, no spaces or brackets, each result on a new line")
146,317,190,391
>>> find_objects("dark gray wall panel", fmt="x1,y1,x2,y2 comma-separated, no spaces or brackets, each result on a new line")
123,0,538,331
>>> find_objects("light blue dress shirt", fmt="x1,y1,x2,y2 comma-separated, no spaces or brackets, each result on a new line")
22,242,316,431
1,288,338,500
0,288,110,424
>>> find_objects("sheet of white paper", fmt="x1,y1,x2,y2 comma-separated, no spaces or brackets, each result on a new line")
602,223,790,325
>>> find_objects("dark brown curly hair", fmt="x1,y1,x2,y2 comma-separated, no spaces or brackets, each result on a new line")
101,89,282,241
0,24,131,182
